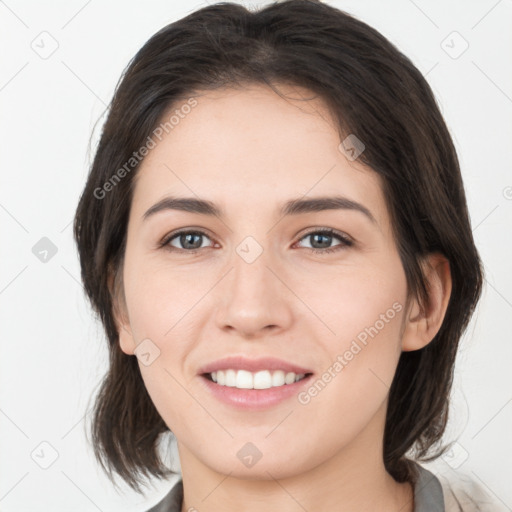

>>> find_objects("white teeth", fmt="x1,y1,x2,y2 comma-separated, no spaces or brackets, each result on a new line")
285,372,296,385
272,370,285,387
254,370,272,389
225,369,237,387
209,369,307,389
236,370,253,389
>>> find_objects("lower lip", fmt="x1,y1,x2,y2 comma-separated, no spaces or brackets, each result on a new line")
199,374,314,410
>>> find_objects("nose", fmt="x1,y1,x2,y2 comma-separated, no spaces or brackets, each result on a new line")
214,248,294,339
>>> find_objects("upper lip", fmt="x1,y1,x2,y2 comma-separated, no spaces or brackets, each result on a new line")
198,356,313,375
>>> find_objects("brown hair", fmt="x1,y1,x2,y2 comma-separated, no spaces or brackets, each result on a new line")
74,0,483,493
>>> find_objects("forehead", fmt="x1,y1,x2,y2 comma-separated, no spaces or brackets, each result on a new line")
130,83,389,229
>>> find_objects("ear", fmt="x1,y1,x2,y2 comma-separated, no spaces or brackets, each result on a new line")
401,253,452,351
107,267,136,356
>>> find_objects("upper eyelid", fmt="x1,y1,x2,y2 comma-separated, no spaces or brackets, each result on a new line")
298,227,352,242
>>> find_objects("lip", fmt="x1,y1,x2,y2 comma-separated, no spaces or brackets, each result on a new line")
197,356,314,411
197,356,313,375
199,373,314,410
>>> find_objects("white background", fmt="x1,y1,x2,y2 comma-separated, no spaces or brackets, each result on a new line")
1,0,511,510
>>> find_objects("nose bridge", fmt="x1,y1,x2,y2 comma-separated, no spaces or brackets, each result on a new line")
230,234,277,307
214,233,293,336
233,235,271,295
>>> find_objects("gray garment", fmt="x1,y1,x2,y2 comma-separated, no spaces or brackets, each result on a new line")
146,479,183,512
145,462,444,512
414,463,445,511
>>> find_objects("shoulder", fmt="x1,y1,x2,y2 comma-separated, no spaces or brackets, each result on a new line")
142,466,508,512
415,461,509,512
144,479,183,512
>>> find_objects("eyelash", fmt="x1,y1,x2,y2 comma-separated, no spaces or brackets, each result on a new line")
159,228,354,255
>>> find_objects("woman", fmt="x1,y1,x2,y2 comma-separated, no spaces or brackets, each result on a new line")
73,1,500,510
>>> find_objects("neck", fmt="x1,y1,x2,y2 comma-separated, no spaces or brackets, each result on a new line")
177,402,414,512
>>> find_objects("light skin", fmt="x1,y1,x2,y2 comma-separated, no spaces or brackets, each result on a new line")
111,83,452,512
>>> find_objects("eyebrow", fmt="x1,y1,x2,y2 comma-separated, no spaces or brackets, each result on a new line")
142,195,376,224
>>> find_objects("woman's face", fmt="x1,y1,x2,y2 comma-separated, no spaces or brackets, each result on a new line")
116,83,411,479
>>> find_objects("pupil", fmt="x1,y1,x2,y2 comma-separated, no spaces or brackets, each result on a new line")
313,233,331,248
182,233,202,249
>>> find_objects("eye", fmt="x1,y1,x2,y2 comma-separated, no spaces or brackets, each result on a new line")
295,228,353,255
161,229,214,252
159,227,353,255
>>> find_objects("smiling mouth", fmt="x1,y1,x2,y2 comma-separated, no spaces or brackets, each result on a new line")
202,369,313,390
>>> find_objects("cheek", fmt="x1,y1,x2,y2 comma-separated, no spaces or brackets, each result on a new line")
293,301,406,460
290,253,408,350
123,257,208,341
295,259,407,413
124,271,201,435
120,261,197,400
